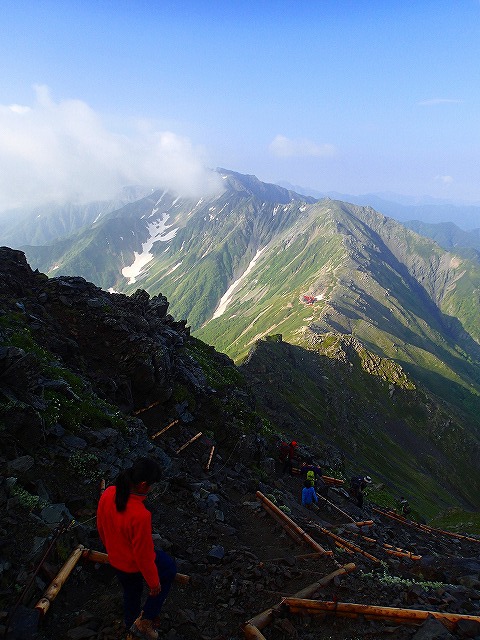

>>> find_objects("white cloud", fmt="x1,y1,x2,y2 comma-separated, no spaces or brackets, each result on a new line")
434,175,454,185
0,85,222,213
417,98,463,106
269,134,336,158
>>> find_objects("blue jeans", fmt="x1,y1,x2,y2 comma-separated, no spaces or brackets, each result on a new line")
113,549,177,628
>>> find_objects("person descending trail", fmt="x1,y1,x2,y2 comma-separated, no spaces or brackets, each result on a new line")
397,496,411,516
97,457,177,640
301,459,328,498
301,480,319,509
281,440,299,475
349,474,372,508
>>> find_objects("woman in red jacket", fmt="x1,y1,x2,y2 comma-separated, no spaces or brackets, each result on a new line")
97,457,177,640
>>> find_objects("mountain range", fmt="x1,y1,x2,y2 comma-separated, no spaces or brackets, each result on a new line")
2,169,480,514
277,182,480,232
14,170,480,398
0,185,151,247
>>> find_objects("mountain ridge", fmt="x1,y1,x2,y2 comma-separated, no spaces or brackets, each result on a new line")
5,168,480,433
276,182,480,231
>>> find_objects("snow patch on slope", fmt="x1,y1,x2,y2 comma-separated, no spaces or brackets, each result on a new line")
211,247,266,320
121,213,178,284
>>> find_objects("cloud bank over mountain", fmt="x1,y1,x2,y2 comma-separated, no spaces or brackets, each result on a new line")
0,86,222,215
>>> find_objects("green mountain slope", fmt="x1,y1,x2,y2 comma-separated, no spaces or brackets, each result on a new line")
241,335,480,516
195,199,480,422
0,186,151,247
19,170,480,433
404,220,480,254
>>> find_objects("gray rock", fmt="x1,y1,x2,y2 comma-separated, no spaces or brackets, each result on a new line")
412,616,455,639
208,545,225,560
33,479,50,502
0,558,11,573
455,618,480,638
46,423,65,437
7,456,34,474
207,494,220,508
457,575,480,589
175,401,194,422
152,534,173,551
40,503,73,526
260,457,276,475
86,298,104,308
31,536,48,558
61,434,88,450
413,556,480,583
88,427,118,445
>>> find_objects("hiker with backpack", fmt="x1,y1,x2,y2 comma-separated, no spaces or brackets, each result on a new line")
97,457,177,640
349,474,372,508
301,479,319,510
302,459,328,498
397,496,411,516
281,440,299,475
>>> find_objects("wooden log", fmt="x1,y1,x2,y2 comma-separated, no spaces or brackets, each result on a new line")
419,523,480,544
316,527,380,563
176,431,202,454
205,445,215,471
321,476,344,486
282,598,480,630
35,545,85,615
256,492,332,556
151,420,179,440
346,531,421,560
133,400,161,415
244,563,356,634
261,503,304,546
243,623,267,639
81,549,190,584
360,535,377,544
373,507,480,544
376,509,447,540
384,548,421,561
372,507,427,533
291,563,356,600
355,521,374,527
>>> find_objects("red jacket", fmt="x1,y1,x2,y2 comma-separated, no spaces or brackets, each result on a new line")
97,486,159,589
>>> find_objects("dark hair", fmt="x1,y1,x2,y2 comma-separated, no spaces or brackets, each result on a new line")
304,480,312,488
115,457,162,512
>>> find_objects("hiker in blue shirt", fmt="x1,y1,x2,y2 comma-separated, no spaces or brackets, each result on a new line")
302,459,328,498
302,480,318,509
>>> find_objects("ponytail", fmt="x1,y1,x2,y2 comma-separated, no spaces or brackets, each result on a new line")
114,457,162,512
115,468,132,512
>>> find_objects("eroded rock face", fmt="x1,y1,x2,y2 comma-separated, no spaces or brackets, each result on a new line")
0,247,200,414
412,555,480,583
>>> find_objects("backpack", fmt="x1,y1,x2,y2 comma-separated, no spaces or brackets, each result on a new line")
350,476,363,493
306,470,315,486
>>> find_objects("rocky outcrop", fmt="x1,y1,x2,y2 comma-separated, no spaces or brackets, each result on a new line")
0,247,207,415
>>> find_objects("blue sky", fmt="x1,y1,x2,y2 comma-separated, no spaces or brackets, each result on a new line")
1,0,480,212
